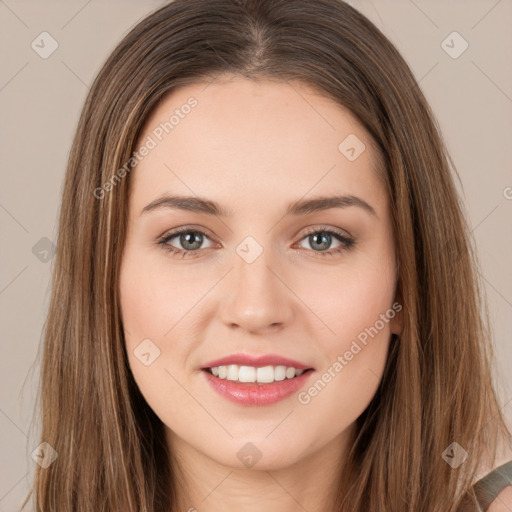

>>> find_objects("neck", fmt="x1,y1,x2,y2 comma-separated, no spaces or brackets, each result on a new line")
166,424,356,512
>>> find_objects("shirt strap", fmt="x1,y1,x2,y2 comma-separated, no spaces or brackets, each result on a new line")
471,460,512,510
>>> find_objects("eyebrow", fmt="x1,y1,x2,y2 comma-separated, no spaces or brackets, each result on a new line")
140,194,378,218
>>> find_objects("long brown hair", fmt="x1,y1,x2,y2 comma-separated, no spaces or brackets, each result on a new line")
25,0,510,510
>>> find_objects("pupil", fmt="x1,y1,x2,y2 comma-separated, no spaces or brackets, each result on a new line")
178,232,332,252
311,233,330,251
181,232,202,250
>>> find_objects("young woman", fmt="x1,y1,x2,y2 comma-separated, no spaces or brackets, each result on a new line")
26,0,512,510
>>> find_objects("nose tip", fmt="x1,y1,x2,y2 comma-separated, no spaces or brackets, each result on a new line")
219,252,294,333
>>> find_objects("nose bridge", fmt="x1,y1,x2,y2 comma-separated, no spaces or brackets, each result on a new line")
235,237,273,293
219,234,292,331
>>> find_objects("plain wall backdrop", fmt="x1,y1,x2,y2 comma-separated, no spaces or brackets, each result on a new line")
0,0,511,510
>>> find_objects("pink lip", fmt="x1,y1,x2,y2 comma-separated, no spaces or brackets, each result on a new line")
202,369,314,406
201,353,313,370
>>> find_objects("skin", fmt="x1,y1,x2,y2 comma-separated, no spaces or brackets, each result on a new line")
119,74,403,511
488,487,512,511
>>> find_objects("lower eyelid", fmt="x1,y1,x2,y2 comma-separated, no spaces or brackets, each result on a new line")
161,231,216,250
298,231,345,248
159,228,354,254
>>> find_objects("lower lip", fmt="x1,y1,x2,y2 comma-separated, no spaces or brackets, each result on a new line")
202,369,314,406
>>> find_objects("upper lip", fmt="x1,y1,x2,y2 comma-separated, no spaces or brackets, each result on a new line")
201,353,314,370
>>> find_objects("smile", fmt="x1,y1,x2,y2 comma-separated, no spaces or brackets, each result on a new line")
207,364,306,383
202,365,315,406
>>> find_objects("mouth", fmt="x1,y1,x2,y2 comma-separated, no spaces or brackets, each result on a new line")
200,358,315,406
202,364,314,384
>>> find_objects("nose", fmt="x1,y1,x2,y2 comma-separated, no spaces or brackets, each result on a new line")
218,244,295,334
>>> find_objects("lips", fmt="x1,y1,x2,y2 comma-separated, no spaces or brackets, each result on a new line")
200,352,315,406
201,353,313,370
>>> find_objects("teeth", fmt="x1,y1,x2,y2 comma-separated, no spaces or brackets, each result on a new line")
257,366,274,383
227,364,239,381
209,364,306,383
274,365,286,381
239,366,256,382
285,367,295,379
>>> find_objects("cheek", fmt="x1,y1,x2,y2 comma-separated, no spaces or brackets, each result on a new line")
296,338,389,452
119,250,185,396
305,255,397,348
296,247,396,411
294,270,395,441
119,249,199,339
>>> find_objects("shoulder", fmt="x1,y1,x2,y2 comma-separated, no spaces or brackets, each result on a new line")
486,485,512,511
471,460,512,511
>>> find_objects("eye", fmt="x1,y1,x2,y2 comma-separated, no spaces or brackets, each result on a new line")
294,226,355,257
157,225,355,259
157,227,217,259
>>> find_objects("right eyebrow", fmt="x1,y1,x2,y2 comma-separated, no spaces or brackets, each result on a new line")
140,195,232,217
140,193,378,219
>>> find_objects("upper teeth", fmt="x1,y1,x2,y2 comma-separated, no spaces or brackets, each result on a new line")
210,365,304,383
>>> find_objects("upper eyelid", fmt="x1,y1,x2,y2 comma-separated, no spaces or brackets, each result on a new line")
160,225,352,248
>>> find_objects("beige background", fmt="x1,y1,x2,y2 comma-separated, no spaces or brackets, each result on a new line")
1,0,511,510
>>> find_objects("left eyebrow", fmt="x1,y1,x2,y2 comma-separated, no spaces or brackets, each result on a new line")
140,193,378,219
286,194,378,218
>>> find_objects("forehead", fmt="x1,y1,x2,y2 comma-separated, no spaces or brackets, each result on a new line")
130,76,387,215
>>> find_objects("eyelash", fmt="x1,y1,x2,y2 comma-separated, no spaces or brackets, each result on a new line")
156,225,356,259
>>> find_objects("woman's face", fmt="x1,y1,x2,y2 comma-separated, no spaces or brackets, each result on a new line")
119,75,401,471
